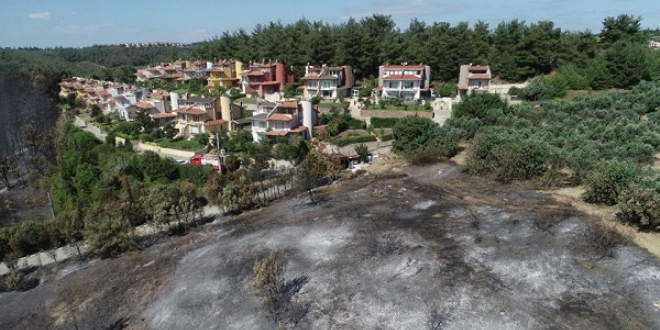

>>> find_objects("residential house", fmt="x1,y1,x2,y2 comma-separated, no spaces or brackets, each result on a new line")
251,100,317,142
180,96,221,120
206,59,243,90
650,40,660,49
174,95,245,135
300,64,354,101
174,106,210,136
152,112,177,127
133,101,158,116
104,85,146,120
241,59,295,96
183,60,208,80
458,64,492,97
375,63,431,101
146,90,172,113
58,78,78,99
251,101,277,142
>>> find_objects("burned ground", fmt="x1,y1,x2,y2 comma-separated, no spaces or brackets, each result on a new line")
1,162,660,329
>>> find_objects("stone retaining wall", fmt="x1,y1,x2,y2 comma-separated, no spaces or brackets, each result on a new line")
360,109,433,118
136,143,198,158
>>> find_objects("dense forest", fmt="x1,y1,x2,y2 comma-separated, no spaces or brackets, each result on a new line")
193,14,659,89
0,45,191,82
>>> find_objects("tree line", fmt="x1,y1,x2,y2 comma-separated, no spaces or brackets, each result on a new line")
192,14,657,89
0,45,191,83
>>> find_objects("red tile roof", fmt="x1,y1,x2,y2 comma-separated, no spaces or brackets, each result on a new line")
382,75,422,81
289,126,307,133
246,70,264,76
279,101,298,108
468,74,491,80
152,112,176,119
265,130,289,136
469,65,489,71
268,113,293,122
383,64,425,69
133,101,155,109
174,107,207,115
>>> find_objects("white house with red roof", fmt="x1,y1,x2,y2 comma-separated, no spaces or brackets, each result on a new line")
251,100,317,142
300,64,354,101
458,64,492,97
375,63,431,101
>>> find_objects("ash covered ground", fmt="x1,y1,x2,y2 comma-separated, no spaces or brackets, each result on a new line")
2,163,660,330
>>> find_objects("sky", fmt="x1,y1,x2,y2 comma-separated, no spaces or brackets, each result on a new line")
2,0,660,48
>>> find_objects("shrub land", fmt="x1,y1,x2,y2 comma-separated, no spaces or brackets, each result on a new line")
393,82,660,231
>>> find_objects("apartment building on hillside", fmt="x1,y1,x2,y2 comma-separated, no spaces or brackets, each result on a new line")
375,63,431,101
241,59,295,96
300,64,354,101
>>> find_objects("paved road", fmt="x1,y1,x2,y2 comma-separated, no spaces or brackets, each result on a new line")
73,116,191,162
432,98,453,126
74,116,106,141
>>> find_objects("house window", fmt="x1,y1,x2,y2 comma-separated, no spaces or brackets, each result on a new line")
403,81,414,89
387,81,398,89
258,121,267,128
193,115,201,122
321,81,334,89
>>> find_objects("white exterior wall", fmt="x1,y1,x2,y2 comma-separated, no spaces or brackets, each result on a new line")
381,80,422,100
467,79,489,89
301,101,313,138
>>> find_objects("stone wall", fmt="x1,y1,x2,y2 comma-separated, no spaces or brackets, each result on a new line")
136,143,201,158
360,109,433,119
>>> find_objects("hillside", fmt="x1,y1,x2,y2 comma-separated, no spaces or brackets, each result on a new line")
1,162,659,330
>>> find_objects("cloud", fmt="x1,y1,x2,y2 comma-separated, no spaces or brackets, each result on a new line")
28,12,51,20
344,0,455,19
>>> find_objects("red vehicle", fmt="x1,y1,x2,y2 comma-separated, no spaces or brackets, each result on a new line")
189,154,221,170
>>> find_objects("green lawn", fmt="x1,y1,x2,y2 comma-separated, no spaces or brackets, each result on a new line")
318,102,342,109
236,97,256,104
153,138,205,151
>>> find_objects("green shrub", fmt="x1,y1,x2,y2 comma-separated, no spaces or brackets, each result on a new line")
466,129,550,183
371,117,401,128
331,135,377,147
583,161,639,205
408,136,460,166
618,186,660,230
392,116,439,155
381,133,394,142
